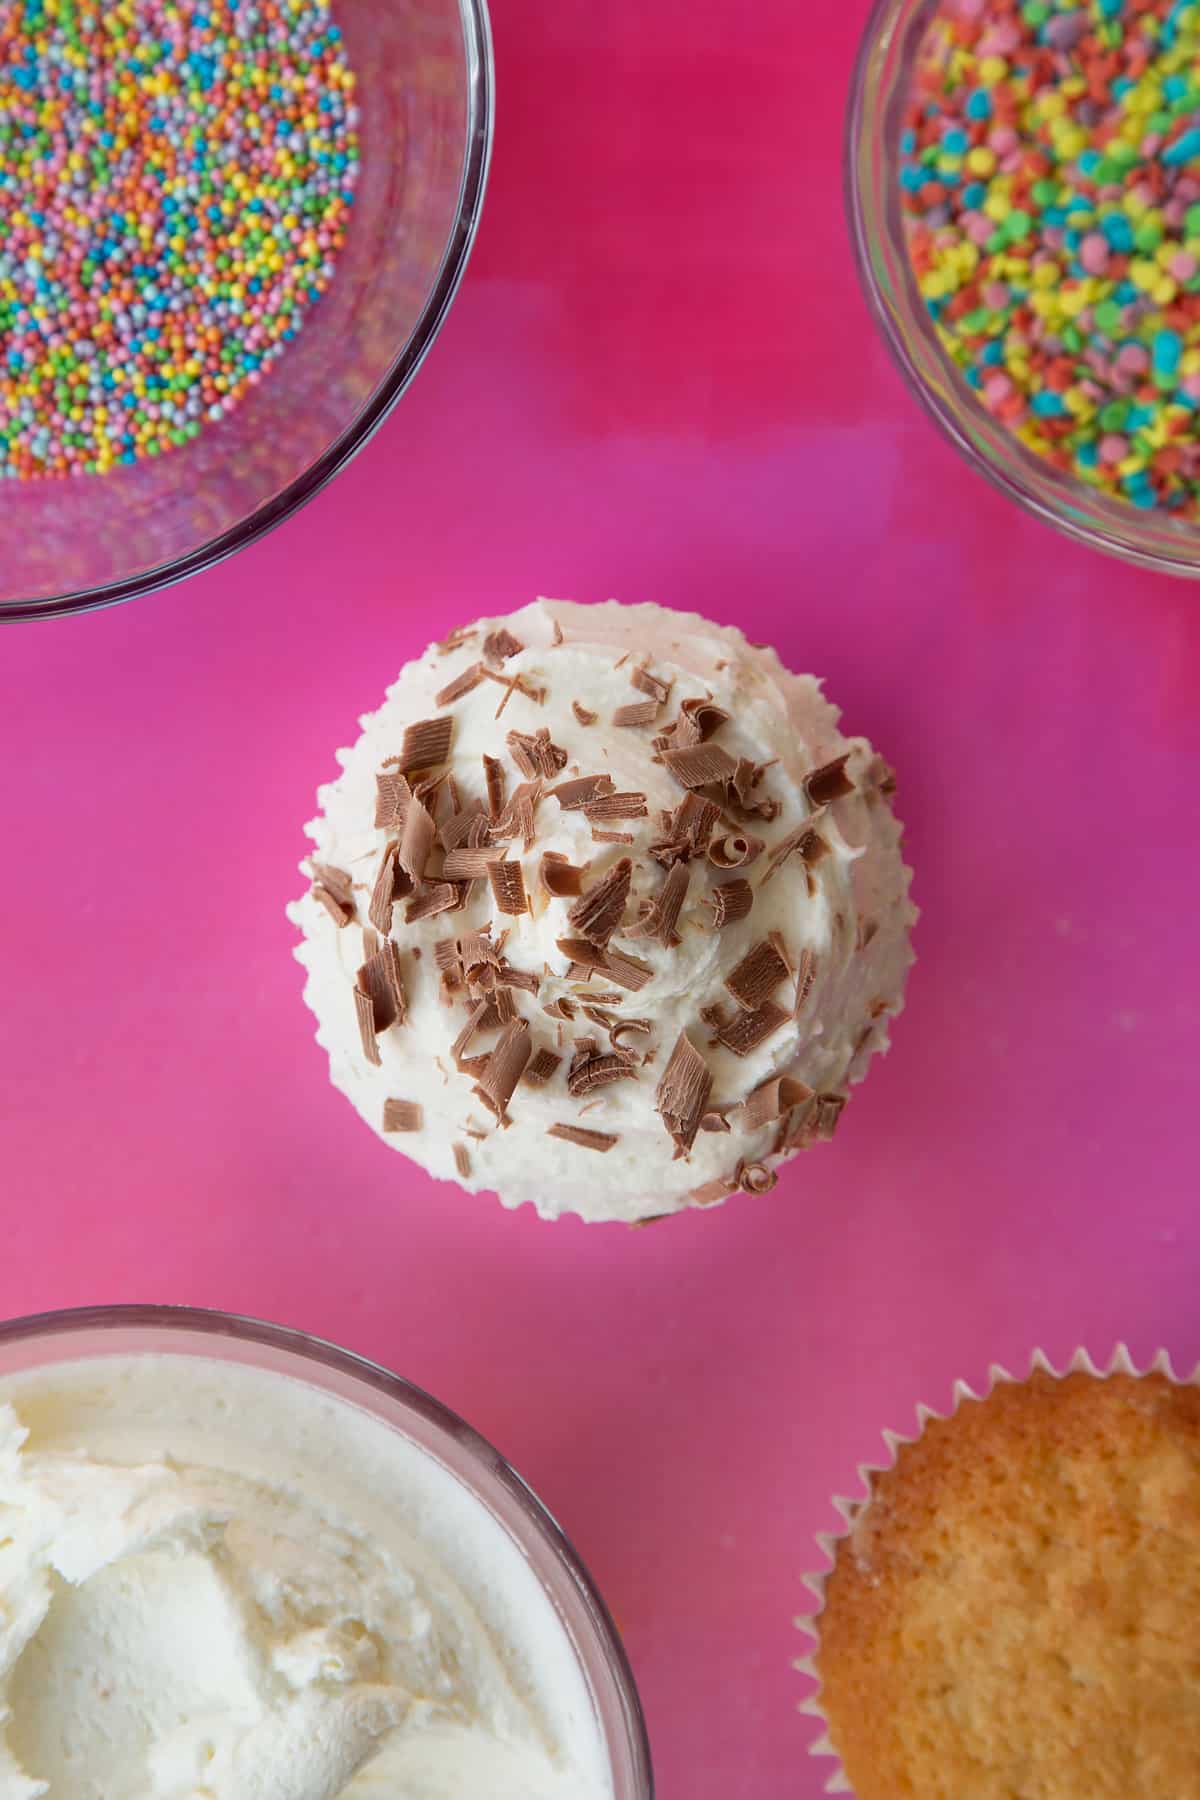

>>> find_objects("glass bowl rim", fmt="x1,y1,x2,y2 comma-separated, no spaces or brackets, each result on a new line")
0,1300,654,1796
6,0,495,625
844,0,1200,578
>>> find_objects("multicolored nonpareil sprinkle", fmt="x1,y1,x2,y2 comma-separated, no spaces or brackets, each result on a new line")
903,0,1200,514
0,0,357,478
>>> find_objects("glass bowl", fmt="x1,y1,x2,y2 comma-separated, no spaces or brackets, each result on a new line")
847,0,1200,576
0,1303,654,1798
2,0,493,622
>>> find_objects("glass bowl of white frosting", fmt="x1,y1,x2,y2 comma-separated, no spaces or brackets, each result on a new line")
0,1303,653,1799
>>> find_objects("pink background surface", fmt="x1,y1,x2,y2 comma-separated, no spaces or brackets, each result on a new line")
4,1,1200,1792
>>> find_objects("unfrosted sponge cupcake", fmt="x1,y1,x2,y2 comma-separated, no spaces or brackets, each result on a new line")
290,597,915,1223
811,1356,1200,1799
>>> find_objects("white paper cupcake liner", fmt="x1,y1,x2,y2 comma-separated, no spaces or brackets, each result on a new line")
793,1344,1192,1795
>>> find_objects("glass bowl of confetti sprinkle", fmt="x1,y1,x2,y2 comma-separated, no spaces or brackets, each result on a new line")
0,0,492,620
848,0,1200,576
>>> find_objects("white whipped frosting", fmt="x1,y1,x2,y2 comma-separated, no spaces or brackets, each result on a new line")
291,598,915,1223
0,1355,612,1800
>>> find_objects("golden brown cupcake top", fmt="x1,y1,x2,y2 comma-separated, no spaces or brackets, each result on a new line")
815,1369,1200,1799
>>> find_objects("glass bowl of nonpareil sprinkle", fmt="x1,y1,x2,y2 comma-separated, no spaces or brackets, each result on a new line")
848,0,1200,576
1,0,492,620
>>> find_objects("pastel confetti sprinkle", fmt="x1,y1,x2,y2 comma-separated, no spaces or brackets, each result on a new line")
902,0,1200,516
0,0,358,479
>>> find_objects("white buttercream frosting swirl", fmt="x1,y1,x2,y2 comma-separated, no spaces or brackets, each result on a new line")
0,1355,612,1799
290,598,916,1222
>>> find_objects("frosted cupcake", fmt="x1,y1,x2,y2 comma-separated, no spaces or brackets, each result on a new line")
290,597,915,1223
805,1352,1200,1798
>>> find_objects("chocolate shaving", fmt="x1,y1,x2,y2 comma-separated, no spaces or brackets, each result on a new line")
725,939,789,1012
488,859,529,916
412,770,449,812
450,998,494,1072
625,862,690,947
400,716,453,772
493,984,518,1024
567,858,632,947
542,997,578,1021
481,666,546,717
768,930,793,976
572,701,597,726
547,1123,617,1153
656,1031,712,1157
689,1173,738,1207
715,1000,788,1056
680,695,730,740
737,1160,778,1195
704,879,753,928
506,727,568,779
552,773,616,810
567,1047,637,1097
405,882,462,922
707,831,763,870
725,756,780,822
442,846,502,880
699,1000,731,1032
434,663,486,706
523,1048,562,1087
482,627,524,665
610,1018,652,1049
805,753,855,807
556,937,610,969
439,804,488,851
436,625,477,655
631,665,673,705
868,755,897,796
556,939,653,991
656,695,731,752
435,925,500,993
311,862,356,927
731,757,756,810
551,618,564,646
613,700,661,729
700,1109,730,1133
760,818,829,886
311,862,353,905
582,792,648,822
481,753,506,821
354,987,381,1066
591,829,634,844
369,842,410,934
382,1099,423,1133
649,793,721,867
473,1019,532,1125
737,1076,814,1131
397,797,436,882
356,936,408,1035
498,962,540,995
375,771,414,830
814,1093,847,1140
489,779,542,852
540,853,589,898
660,743,737,791
453,1143,472,1178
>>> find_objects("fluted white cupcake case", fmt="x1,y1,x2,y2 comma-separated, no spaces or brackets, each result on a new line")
793,1344,1190,1795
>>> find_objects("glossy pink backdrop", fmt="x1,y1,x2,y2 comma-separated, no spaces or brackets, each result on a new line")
3,1,1200,1792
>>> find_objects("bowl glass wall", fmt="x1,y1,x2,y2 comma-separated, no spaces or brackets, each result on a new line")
0,1304,654,1798
1,0,492,620
847,0,1200,576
